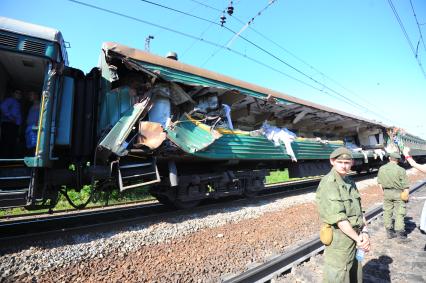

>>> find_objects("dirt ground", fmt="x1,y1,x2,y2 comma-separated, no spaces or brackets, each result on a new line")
22,172,426,282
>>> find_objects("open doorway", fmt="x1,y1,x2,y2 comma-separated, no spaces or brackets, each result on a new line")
0,49,48,159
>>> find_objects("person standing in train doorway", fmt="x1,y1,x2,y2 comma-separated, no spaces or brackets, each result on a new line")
316,147,371,283
377,152,410,240
25,91,40,155
0,89,22,158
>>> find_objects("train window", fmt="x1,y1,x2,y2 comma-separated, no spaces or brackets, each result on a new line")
368,135,378,145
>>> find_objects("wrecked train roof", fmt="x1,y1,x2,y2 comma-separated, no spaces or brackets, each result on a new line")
101,42,388,129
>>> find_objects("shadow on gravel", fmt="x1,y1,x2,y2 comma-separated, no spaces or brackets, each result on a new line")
363,255,393,282
404,216,417,235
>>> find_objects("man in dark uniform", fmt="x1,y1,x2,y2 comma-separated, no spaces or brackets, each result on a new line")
0,89,22,158
316,147,370,283
377,152,409,239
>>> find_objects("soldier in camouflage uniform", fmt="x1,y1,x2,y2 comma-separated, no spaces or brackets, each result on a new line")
377,152,409,239
316,147,370,283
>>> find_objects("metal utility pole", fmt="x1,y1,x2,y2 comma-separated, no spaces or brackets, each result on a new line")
145,35,154,52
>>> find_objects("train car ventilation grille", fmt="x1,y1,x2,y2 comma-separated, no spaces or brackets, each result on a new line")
0,34,19,49
22,40,46,55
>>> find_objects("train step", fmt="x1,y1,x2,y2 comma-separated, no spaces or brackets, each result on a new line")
0,189,30,208
117,159,160,191
0,166,32,189
0,162,32,208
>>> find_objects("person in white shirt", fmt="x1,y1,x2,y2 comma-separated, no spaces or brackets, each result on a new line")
403,147,426,234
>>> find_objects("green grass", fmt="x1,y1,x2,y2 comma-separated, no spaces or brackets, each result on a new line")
266,169,290,184
1,169,306,217
0,186,155,217
55,185,154,209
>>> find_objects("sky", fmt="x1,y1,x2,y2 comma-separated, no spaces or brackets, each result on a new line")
2,0,426,138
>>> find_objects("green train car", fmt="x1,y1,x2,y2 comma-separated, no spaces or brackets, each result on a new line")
1,17,425,209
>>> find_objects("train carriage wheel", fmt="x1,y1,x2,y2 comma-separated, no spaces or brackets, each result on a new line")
243,189,258,198
173,199,200,209
243,178,263,198
154,195,174,207
171,184,202,209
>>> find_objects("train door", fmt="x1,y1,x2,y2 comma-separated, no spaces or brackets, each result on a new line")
0,65,100,209
0,46,53,208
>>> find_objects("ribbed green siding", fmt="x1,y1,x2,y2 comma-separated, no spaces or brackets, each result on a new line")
166,120,220,154
193,135,345,160
292,141,342,160
166,118,362,160
194,134,290,160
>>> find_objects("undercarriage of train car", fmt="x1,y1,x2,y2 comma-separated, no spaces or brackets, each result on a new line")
90,45,394,208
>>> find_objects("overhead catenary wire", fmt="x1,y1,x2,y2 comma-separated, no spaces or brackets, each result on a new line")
182,1,240,56
188,0,396,123
189,1,363,94
189,0,356,91
67,0,322,91
225,0,278,48
387,0,426,79
136,0,399,123
135,0,312,87
135,0,396,120
202,1,279,65
409,0,426,55
138,0,216,26
69,0,395,125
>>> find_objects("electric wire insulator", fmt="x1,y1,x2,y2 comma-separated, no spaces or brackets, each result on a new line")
220,15,226,26
227,6,234,16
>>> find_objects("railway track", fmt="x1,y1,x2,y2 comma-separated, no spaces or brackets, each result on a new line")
0,178,314,221
0,177,321,221
0,170,370,220
224,179,426,283
0,198,157,220
0,178,322,246
0,172,376,248
0,171,409,282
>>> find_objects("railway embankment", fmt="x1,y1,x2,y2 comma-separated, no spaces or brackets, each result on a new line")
0,170,424,283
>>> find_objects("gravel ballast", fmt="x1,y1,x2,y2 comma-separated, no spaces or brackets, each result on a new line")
1,170,424,282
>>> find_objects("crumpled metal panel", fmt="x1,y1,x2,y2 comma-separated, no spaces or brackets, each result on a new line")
98,99,150,157
98,86,133,135
132,61,272,102
102,42,389,128
166,116,222,154
167,118,353,160
193,133,290,160
194,136,349,160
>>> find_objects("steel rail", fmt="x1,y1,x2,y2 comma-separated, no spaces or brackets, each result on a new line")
0,170,372,220
0,177,315,221
0,179,322,246
0,198,157,220
0,172,377,247
224,179,426,283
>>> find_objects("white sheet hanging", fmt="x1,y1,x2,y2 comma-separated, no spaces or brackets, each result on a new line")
262,122,297,161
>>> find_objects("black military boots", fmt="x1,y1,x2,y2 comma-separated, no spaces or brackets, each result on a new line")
397,230,407,239
386,229,396,239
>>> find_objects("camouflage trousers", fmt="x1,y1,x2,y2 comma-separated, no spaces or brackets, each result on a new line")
323,228,362,283
383,198,406,231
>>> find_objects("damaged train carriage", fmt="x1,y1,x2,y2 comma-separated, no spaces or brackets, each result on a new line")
2,17,425,210
96,42,391,208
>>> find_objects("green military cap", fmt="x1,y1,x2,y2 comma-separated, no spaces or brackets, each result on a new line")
389,152,401,159
330,147,353,160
